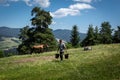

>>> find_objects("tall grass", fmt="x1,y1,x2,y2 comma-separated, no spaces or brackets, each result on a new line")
0,44,120,80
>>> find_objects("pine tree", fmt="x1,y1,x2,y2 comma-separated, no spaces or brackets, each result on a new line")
70,25,80,48
99,22,113,44
94,26,100,44
113,26,120,43
81,25,95,46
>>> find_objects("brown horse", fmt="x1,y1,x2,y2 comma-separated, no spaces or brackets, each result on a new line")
32,44,49,53
33,44,44,53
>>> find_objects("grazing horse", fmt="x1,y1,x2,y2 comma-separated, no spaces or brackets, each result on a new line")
33,44,44,53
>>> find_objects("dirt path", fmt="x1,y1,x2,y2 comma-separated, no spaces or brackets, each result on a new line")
13,56,55,63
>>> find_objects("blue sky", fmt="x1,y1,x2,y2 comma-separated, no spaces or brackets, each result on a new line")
0,0,120,33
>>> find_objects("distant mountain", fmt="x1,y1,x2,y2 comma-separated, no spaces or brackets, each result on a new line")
53,29,86,42
0,26,86,42
0,26,20,38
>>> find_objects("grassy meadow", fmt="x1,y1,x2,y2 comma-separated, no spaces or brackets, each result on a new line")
0,44,120,80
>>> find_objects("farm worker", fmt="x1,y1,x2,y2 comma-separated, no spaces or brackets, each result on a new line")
57,39,66,61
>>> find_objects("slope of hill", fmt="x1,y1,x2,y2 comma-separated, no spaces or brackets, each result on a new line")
0,37,21,50
0,44,120,80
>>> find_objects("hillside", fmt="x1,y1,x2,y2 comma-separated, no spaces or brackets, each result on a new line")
0,44,120,80
0,37,21,50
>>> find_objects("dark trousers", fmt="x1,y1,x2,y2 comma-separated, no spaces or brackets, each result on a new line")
60,52,64,61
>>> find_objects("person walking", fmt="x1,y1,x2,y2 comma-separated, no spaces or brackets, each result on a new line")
57,39,66,61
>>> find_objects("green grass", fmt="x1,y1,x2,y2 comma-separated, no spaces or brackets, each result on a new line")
0,44,120,80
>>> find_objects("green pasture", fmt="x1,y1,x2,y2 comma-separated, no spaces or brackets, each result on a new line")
0,44,120,80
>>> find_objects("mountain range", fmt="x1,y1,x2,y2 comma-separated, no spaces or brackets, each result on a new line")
0,26,20,38
0,26,86,42
53,29,86,42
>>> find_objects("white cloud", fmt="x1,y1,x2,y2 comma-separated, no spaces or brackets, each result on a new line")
33,0,50,8
23,0,50,7
73,0,102,3
69,3,94,10
23,0,32,6
51,8,80,18
73,0,92,3
51,3,94,18
0,0,50,8
0,0,20,6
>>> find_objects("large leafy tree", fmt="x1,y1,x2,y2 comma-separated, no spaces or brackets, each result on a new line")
99,22,113,44
31,7,57,50
18,7,57,54
113,26,120,43
70,25,80,48
31,7,52,29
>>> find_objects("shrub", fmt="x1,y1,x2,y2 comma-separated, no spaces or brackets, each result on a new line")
66,42,73,49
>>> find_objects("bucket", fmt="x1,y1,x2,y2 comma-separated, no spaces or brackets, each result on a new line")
65,54,69,59
55,54,59,58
